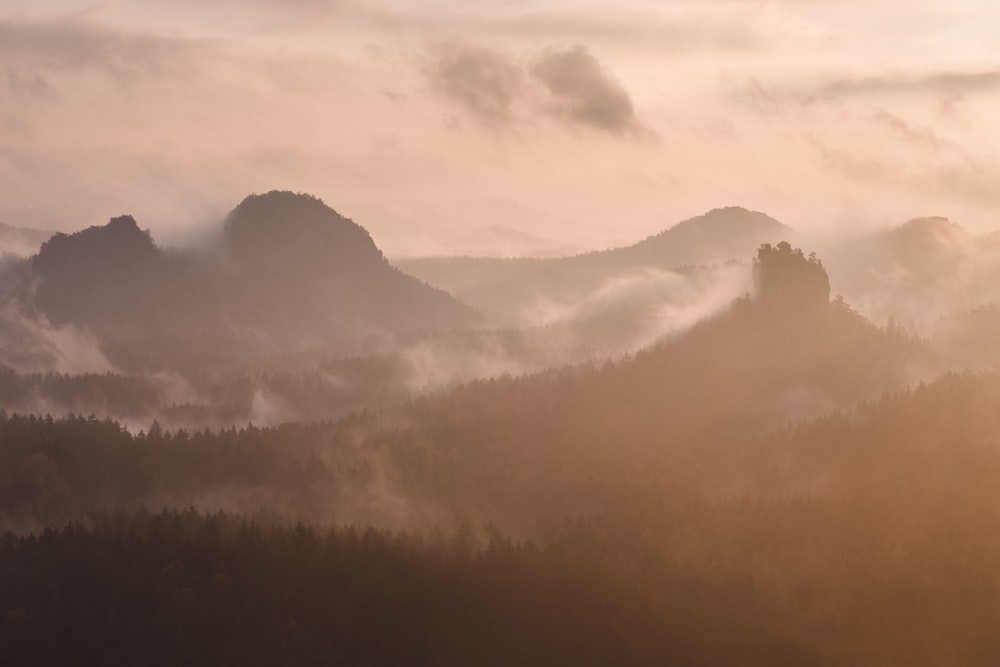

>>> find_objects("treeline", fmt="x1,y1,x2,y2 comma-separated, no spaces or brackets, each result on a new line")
5,293,1000,662
0,296,932,531
0,356,411,429
3,487,1000,667
0,324,575,428
0,509,823,667
3,374,1000,661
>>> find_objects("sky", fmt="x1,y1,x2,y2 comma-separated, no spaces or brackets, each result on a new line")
2,0,1000,256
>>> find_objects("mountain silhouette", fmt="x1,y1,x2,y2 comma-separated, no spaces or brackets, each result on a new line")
827,215,1000,329
10,192,477,367
610,206,791,268
881,216,970,271
223,191,383,269
397,206,790,316
212,192,476,337
30,215,166,328
404,245,923,477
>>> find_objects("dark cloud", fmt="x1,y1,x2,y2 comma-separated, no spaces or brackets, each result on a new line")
870,109,948,150
531,45,640,134
721,74,822,114
727,67,1000,118
0,13,216,85
823,69,1000,97
425,42,645,136
5,68,54,99
425,42,525,125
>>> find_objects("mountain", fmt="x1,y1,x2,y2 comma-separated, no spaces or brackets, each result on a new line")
0,244,929,527
827,215,1000,330
212,192,477,339
451,223,581,258
880,216,970,271
30,215,167,328
6,191,477,370
407,246,923,473
603,206,791,268
397,206,791,318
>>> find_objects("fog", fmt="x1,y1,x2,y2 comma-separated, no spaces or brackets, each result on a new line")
7,1,1000,664
0,305,114,375
2,197,999,433
5,198,1000,667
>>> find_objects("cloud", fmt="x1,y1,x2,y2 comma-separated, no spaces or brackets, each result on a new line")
726,66,1000,119
425,41,646,135
0,12,218,86
822,69,1000,98
870,109,947,150
5,68,54,99
425,42,525,125
531,45,641,134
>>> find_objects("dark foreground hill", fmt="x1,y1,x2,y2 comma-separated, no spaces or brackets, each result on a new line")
2,192,476,370
1,370,997,665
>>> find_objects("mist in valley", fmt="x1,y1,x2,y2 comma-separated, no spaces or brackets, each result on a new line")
6,1,1000,664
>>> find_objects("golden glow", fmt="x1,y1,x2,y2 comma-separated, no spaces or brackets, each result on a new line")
2,1,1000,254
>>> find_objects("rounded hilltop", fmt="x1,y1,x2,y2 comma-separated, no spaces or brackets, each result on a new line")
223,191,382,269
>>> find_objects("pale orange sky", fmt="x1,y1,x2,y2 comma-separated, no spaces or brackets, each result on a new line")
2,1,1000,256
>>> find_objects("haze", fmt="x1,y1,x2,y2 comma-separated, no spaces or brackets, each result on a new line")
4,0,1000,255
7,3,1000,665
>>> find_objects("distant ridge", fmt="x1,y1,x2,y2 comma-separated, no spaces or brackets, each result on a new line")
578,206,789,271
397,206,791,314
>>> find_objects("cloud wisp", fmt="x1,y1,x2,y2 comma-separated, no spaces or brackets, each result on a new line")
426,41,647,136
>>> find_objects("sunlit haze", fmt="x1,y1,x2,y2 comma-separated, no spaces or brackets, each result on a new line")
6,4,1000,665
4,1,1000,254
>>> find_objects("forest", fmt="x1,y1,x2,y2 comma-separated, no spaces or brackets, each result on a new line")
3,194,1000,664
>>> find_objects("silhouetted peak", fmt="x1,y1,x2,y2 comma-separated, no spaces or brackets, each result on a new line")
35,214,158,274
223,190,382,265
671,207,788,235
752,241,830,307
623,206,789,268
106,214,141,232
641,207,789,251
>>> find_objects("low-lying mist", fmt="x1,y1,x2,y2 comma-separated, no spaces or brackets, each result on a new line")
4,199,1000,434
6,200,1000,664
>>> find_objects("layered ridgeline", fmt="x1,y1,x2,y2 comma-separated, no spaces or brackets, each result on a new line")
826,215,1000,331
5,372,1000,665
0,192,476,372
5,245,995,665
0,243,928,529
397,206,791,316
0,237,938,431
